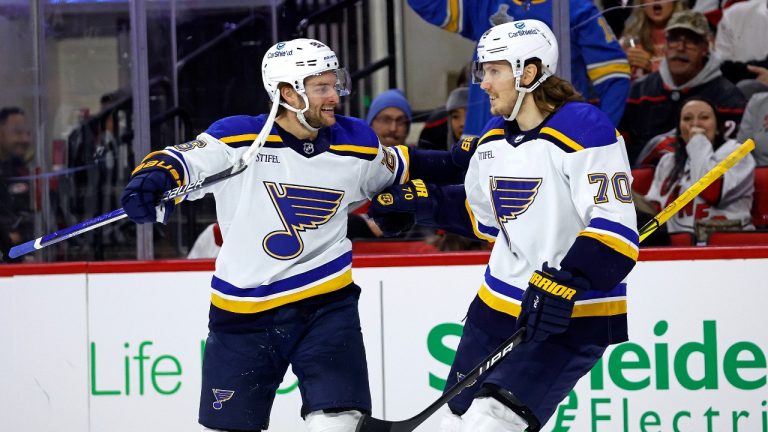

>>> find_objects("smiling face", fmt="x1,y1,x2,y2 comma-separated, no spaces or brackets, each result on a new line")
644,0,675,26
479,61,520,117
679,99,717,144
665,28,708,85
298,70,341,128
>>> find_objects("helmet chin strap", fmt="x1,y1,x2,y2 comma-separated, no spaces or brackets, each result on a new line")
279,92,319,133
503,73,551,122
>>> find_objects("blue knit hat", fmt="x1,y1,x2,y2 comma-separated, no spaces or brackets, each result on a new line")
366,89,412,125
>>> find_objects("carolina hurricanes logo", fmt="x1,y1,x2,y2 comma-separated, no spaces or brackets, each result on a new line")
263,182,345,260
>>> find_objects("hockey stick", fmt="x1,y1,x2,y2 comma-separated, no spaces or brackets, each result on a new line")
638,138,755,242
356,138,757,432
9,92,281,259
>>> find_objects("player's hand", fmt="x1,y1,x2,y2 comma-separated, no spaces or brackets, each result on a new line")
450,136,479,170
517,263,589,343
120,170,176,224
368,179,437,237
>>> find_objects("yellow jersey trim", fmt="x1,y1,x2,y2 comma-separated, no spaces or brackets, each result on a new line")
540,127,584,151
465,200,496,242
479,284,628,318
220,133,283,144
330,144,379,155
479,128,505,145
580,231,640,261
587,62,632,82
210,269,353,314
444,0,460,32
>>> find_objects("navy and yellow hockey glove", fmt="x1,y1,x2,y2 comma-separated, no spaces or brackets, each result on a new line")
368,179,438,237
120,169,177,224
517,263,589,343
450,136,479,170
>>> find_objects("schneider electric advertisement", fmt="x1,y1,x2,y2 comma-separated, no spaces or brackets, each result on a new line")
1,257,767,432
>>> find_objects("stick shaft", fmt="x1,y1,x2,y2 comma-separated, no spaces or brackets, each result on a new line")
639,138,755,242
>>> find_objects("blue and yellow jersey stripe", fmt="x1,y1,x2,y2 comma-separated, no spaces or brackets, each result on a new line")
328,144,378,160
587,59,631,86
219,133,283,149
478,267,627,318
210,252,353,314
478,128,505,146
540,127,584,153
465,200,498,241
580,217,639,261
393,145,411,184
440,0,462,33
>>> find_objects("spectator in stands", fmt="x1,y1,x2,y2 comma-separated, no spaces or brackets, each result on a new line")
408,0,631,135
621,0,688,81
0,107,33,262
621,10,746,164
640,96,755,237
691,0,747,28
716,0,768,98
366,89,412,147
187,222,223,259
417,63,471,151
737,91,768,166
418,86,469,151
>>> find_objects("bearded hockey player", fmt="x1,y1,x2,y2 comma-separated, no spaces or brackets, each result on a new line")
120,38,411,432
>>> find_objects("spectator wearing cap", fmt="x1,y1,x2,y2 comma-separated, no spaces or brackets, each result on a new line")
366,89,412,147
620,10,746,165
446,87,468,144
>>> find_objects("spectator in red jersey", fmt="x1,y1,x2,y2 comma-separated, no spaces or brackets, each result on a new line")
620,10,746,165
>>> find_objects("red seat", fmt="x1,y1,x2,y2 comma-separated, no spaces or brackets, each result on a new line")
668,232,694,246
632,167,654,195
352,240,439,255
707,231,768,246
752,167,768,228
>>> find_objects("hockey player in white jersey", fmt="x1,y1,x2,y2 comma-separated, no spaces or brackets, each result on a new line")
369,20,638,431
120,38,410,432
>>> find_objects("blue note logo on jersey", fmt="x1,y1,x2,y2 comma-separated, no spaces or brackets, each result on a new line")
263,182,345,260
489,177,542,226
212,389,235,410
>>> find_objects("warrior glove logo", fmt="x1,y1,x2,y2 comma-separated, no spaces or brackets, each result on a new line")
212,389,235,410
263,182,344,260
377,193,394,206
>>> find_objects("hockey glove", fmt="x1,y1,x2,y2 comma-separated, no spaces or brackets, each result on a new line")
368,179,438,237
120,169,177,224
517,263,589,343
450,136,479,170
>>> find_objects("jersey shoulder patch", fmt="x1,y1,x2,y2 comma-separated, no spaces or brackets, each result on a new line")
538,102,618,153
206,115,283,148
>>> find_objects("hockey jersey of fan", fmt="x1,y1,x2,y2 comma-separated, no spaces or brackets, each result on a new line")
464,102,638,344
137,114,409,314
408,0,631,132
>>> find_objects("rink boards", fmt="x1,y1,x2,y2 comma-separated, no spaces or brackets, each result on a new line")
1,247,767,432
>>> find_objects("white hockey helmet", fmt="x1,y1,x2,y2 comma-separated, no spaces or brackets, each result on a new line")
261,38,350,101
473,19,558,89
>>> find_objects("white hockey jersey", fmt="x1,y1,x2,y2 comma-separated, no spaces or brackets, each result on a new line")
145,114,408,314
645,135,755,234
464,103,638,343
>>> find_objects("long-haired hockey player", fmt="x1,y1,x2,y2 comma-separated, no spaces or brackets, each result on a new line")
369,20,639,431
120,38,412,432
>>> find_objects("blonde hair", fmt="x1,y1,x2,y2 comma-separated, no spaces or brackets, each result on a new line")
622,0,688,54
